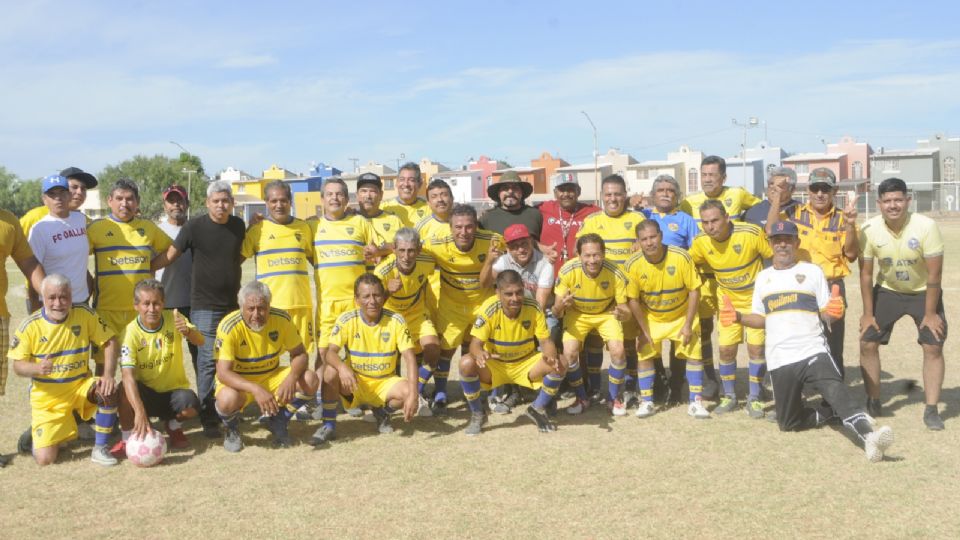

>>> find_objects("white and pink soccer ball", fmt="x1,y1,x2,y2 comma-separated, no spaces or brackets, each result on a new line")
125,430,167,467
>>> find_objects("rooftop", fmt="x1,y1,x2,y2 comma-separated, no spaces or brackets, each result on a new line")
783,152,846,162
872,148,938,158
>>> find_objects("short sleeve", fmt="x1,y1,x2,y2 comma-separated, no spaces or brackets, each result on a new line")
553,272,569,298
536,260,555,289
751,281,765,315
533,307,550,341
120,330,138,369
614,271,628,304
173,219,192,253
683,216,700,249
328,315,349,350
922,221,944,258
683,257,702,290
88,311,116,347
214,328,234,361
240,223,259,259
7,217,34,263
9,325,33,361
492,256,508,273
471,311,492,343
814,267,831,310
281,317,302,351
757,232,773,259
394,317,415,353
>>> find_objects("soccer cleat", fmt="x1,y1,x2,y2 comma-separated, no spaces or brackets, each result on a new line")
223,428,244,453
924,405,945,431
430,398,449,416
490,399,511,415
566,398,590,415
866,397,882,418
746,399,765,419
525,405,557,433
609,399,627,417
714,395,739,414
346,407,364,418
166,422,190,449
373,408,394,435
294,404,313,421
464,412,487,436
687,397,710,419
77,421,96,441
864,425,894,463
560,390,576,400
635,401,656,418
416,395,434,417
502,386,522,408
266,414,292,448
309,425,336,446
702,378,720,401
109,440,127,459
17,429,32,455
622,390,640,409
90,445,118,466
587,389,607,406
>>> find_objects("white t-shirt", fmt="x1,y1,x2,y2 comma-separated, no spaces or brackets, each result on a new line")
157,219,192,309
751,261,831,371
28,211,90,302
492,249,555,300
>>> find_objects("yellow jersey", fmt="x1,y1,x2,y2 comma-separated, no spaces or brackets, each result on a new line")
19,205,50,239
680,186,761,228
311,214,374,302
860,213,944,294
215,308,301,377
10,305,114,386
576,209,644,268
471,296,549,361
120,313,194,392
374,253,435,319
624,246,702,323
329,308,414,379
415,214,450,245
87,216,172,311
0,209,34,318
365,210,404,271
382,197,430,228
241,218,314,310
425,230,503,306
554,258,628,314
689,222,772,306
784,203,854,280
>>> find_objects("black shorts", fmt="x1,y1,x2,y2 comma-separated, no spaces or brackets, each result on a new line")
862,286,947,346
137,382,201,420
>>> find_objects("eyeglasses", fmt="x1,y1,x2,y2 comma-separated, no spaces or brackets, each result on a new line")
809,185,833,194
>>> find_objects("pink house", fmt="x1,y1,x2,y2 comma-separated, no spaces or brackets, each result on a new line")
782,153,848,187
468,155,511,191
827,136,873,179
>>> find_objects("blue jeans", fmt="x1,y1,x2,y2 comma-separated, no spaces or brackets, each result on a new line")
190,308,230,427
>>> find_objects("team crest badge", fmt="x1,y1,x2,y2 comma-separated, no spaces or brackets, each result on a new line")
346,227,354,235
383,223,391,231
165,331,173,341
331,325,340,336
295,232,302,242
141,338,147,347
418,275,425,283
908,237,920,250
269,331,279,342
417,209,425,217
137,228,145,237
624,221,633,230
478,254,487,262
881,257,893,267
600,281,610,289
474,317,485,329
35,428,43,438
669,223,679,232
381,331,391,343
70,325,81,336
10,336,18,349
795,274,806,284
724,198,732,206
733,244,742,254
667,266,676,276
215,338,223,350
522,320,531,330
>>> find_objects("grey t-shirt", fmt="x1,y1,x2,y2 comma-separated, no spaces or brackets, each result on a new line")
491,249,555,301
479,205,543,240
157,219,192,309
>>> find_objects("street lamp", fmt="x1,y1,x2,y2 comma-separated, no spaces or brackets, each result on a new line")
581,111,599,203
170,141,196,218
731,117,760,186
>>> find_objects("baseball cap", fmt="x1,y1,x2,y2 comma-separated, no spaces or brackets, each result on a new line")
503,223,531,243
42,174,69,194
769,220,799,237
808,167,837,188
551,172,578,189
162,185,189,202
59,166,98,189
357,172,382,190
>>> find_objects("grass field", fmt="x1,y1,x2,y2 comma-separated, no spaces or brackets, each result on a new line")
2,219,960,539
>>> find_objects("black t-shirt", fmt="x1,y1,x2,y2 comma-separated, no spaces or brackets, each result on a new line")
174,214,246,311
479,205,543,240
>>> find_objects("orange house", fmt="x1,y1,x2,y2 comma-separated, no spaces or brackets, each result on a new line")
531,152,570,183
490,167,547,195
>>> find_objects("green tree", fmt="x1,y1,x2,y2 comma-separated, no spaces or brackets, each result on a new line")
98,154,208,220
0,166,43,217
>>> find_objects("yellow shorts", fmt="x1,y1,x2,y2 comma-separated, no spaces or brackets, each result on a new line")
563,311,624,343
215,366,292,409
481,353,544,391
718,321,765,347
342,374,404,409
424,272,441,320
639,316,702,361
436,300,483,350
317,298,355,349
285,307,316,354
622,316,638,342
93,309,136,364
30,377,98,449
697,277,717,318
404,310,438,353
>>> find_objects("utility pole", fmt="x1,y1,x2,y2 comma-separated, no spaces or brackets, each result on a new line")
731,117,760,187
349,158,359,173
581,111,599,203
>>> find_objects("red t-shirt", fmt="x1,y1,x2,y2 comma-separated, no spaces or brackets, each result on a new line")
537,200,601,277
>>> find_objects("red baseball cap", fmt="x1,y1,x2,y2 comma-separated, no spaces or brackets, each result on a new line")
503,223,531,243
162,185,188,202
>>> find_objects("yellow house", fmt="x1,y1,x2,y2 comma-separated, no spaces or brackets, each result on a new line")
419,158,451,184
263,164,298,180
294,192,323,219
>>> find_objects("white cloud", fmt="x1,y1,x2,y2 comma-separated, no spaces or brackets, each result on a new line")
218,55,278,69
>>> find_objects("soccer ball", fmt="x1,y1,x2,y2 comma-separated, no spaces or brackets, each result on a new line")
125,430,167,467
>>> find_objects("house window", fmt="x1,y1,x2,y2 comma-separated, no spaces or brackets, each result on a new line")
638,170,649,180
688,168,698,192
237,184,245,194
944,157,956,182
450,178,458,186
795,163,809,174
875,159,899,172
852,161,864,178
385,179,395,190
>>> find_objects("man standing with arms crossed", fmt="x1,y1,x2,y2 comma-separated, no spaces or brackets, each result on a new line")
156,185,197,371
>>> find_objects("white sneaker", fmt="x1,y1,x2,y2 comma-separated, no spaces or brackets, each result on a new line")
77,421,96,441
90,445,118,467
566,398,589,415
362,411,376,423
610,399,627,417
864,425,894,463
687,397,711,419
416,395,433,417
635,400,656,418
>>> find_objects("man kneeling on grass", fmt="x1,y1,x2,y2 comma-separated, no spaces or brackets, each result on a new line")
112,279,203,457
719,221,894,462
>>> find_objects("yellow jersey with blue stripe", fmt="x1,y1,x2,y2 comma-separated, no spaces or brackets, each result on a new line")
415,214,450,245
624,246,702,323
554,258,628,314
365,210,404,271
329,308,415,379
88,216,172,311
576,209,644,268
680,186,761,228
689,222,772,306
241,218,314,310
471,296,549,361
382,197,430,228
120,313,194,393
425,230,503,306
9,306,114,387
214,308,301,377
311,214,374,302
374,254,435,319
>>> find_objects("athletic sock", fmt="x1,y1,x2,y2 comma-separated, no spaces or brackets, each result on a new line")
586,349,603,392
638,365,655,402
565,361,587,400
215,403,241,431
533,373,564,410
434,357,451,402
608,362,626,402
625,350,638,393
94,405,117,447
460,375,483,413
686,360,704,402
719,360,736,397
320,398,339,430
842,412,874,443
417,365,435,395
748,359,765,400
280,392,312,421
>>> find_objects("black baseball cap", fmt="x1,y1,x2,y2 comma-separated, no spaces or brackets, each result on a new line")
59,167,98,189
357,172,382,190
769,220,799,237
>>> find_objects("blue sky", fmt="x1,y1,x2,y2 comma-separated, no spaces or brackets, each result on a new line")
2,1,959,180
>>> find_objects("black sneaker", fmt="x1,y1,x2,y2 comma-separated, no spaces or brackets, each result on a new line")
17,428,31,455
524,405,557,433
430,398,448,416
0,454,8,468
502,387,521,408
372,408,394,434
923,405,945,431
202,423,222,439
464,412,487,436
310,425,336,446
866,398,882,418
266,414,292,448
223,428,244,453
